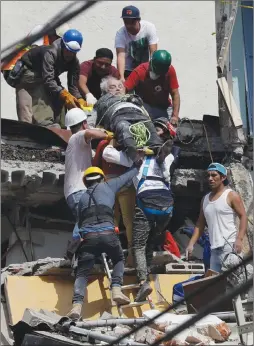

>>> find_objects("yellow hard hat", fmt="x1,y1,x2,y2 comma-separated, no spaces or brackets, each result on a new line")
83,166,105,181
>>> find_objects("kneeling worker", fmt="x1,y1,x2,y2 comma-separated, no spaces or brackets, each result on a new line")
67,162,142,320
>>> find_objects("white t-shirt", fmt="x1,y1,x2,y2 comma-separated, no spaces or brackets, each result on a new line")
115,20,158,71
64,130,92,199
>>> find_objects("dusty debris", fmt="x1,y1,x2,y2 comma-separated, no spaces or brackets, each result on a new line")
196,315,231,342
1,144,64,162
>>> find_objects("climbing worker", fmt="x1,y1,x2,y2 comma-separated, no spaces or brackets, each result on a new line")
186,163,247,273
95,76,172,165
14,29,86,127
92,137,136,267
125,49,180,123
115,5,158,82
102,116,179,302
64,108,114,255
67,161,143,321
79,48,120,105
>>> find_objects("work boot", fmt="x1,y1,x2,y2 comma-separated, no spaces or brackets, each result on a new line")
67,303,82,321
112,286,130,305
135,281,153,302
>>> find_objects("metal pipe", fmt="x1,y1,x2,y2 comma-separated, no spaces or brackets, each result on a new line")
69,325,146,345
75,318,146,328
211,311,253,322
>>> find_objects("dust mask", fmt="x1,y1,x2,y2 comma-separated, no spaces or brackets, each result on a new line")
149,71,160,80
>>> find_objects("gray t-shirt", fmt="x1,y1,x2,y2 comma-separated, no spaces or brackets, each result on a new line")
115,20,158,71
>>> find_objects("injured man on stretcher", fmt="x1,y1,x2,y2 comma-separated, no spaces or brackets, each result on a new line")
93,76,173,164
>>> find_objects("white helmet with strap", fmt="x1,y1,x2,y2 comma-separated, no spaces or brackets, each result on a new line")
65,108,88,128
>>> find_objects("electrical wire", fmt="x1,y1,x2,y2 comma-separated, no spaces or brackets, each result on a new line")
150,277,253,346
1,0,100,65
106,253,253,346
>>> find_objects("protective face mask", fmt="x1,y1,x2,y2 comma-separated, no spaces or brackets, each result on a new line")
149,71,160,80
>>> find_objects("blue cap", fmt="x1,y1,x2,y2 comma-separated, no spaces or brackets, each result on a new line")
207,162,229,186
121,5,140,19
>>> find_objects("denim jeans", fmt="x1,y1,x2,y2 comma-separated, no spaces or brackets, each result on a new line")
73,232,124,303
143,102,173,121
132,206,172,282
210,243,234,273
66,190,84,239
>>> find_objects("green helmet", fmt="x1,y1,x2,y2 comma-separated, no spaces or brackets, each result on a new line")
150,50,172,75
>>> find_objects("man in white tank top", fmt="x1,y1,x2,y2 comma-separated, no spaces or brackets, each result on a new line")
186,163,247,272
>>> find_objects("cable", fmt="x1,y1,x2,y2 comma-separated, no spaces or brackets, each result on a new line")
106,253,253,346
129,121,151,148
1,1,100,65
150,277,253,346
203,123,213,162
176,117,196,145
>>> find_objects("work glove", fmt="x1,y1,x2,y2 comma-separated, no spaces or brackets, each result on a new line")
104,130,114,141
77,98,88,107
86,92,97,106
59,89,80,110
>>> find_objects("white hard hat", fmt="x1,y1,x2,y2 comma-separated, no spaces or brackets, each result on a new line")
65,108,88,128
27,24,44,46
56,23,70,37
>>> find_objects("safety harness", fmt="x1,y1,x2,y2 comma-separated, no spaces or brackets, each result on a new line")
136,156,173,216
78,184,114,229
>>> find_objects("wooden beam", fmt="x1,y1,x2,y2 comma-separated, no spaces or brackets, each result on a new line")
217,1,238,74
217,76,243,128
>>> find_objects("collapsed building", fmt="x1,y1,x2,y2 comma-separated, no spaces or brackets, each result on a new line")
1,1,253,345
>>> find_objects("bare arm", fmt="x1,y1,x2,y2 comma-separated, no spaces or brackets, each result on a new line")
149,43,157,56
228,191,247,252
84,129,109,143
116,48,126,81
79,74,90,97
186,198,206,258
170,88,180,121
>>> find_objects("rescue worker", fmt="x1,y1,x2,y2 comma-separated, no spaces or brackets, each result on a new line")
15,29,85,127
79,48,120,105
125,50,180,123
67,162,143,321
95,76,171,164
102,117,179,301
64,108,114,253
2,23,69,88
115,5,158,81
186,163,247,272
93,138,136,267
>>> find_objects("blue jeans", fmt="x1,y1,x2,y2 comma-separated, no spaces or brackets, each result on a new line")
210,243,234,273
66,190,84,239
73,232,124,303
143,102,173,121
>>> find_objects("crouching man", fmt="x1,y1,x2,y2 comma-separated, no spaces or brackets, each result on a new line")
102,117,179,301
67,162,143,320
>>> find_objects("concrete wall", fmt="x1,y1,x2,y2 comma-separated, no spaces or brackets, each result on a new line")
1,1,218,121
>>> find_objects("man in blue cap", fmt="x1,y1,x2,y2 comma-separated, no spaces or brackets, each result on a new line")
186,163,247,273
115,5,158,82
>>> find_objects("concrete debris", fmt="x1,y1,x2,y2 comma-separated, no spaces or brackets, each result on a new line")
1,257,71,285
196,315,231,342
142,310,231,344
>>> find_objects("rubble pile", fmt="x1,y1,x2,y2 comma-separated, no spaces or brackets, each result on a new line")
9,307,233,346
